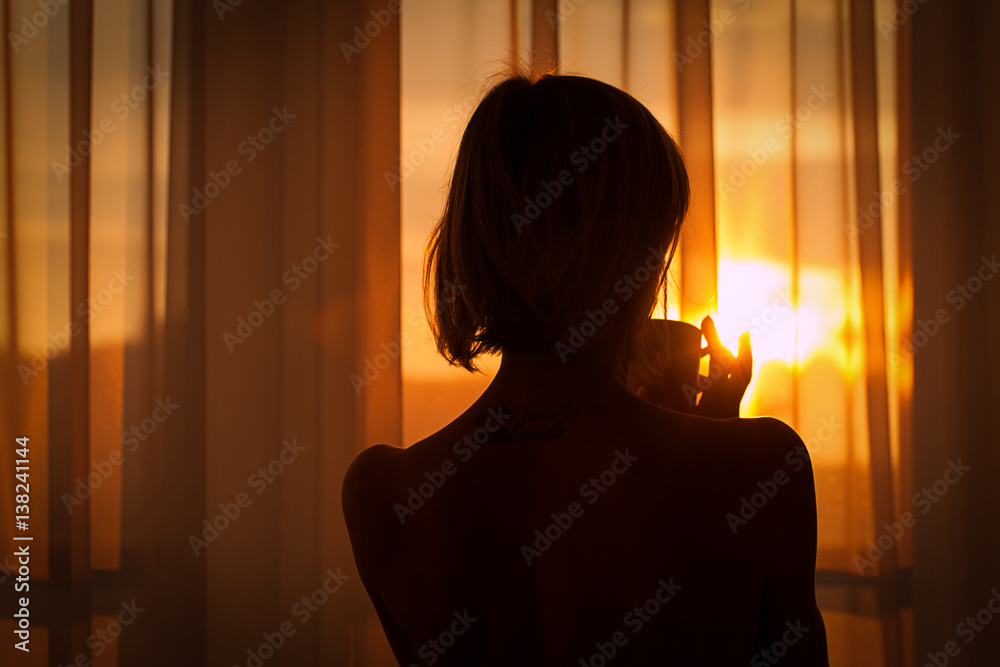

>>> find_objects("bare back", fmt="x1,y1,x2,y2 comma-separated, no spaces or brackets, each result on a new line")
343,377,829,666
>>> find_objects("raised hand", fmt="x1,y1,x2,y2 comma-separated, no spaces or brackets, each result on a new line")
636,315,752,419
693,316,752,418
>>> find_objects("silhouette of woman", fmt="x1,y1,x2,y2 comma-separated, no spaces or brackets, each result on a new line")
343,67,829,666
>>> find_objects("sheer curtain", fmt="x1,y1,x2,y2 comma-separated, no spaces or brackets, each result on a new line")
401,1,912,665
2,0,174,663
1,0,399,664
3,0,996,666
909,1,1000,664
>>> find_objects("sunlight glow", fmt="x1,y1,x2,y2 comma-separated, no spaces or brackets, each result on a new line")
712,257,855,417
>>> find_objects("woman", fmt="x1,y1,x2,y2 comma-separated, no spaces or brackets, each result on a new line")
342,67,829,666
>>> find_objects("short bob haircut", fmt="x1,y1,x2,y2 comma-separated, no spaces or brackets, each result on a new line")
424,66,690,375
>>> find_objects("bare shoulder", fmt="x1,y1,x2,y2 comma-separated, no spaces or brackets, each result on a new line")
729,416,819,553
343,443,402,485
654,408,805,462
739,418,828,662
750,414,806,446
751,416,815,489
714,415,813,480
342,444,403,508
677,414,817,530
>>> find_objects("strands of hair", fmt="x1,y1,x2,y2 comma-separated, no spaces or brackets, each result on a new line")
424,63,690,377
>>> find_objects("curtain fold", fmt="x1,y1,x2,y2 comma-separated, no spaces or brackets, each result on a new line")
9,0,994,665
1,0,401,664
157,0,207,661
675,0,717,327
910,0,1000,664
160,0,402,663
60,0,93,662
847,0,903,664
401,1,913,665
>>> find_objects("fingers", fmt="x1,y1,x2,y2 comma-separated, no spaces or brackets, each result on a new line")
737,331,753,385
701,315,735,371
693,317,754,418
699,316,733,394
718,331,752,416
642,316,754,418
700,315,719,352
